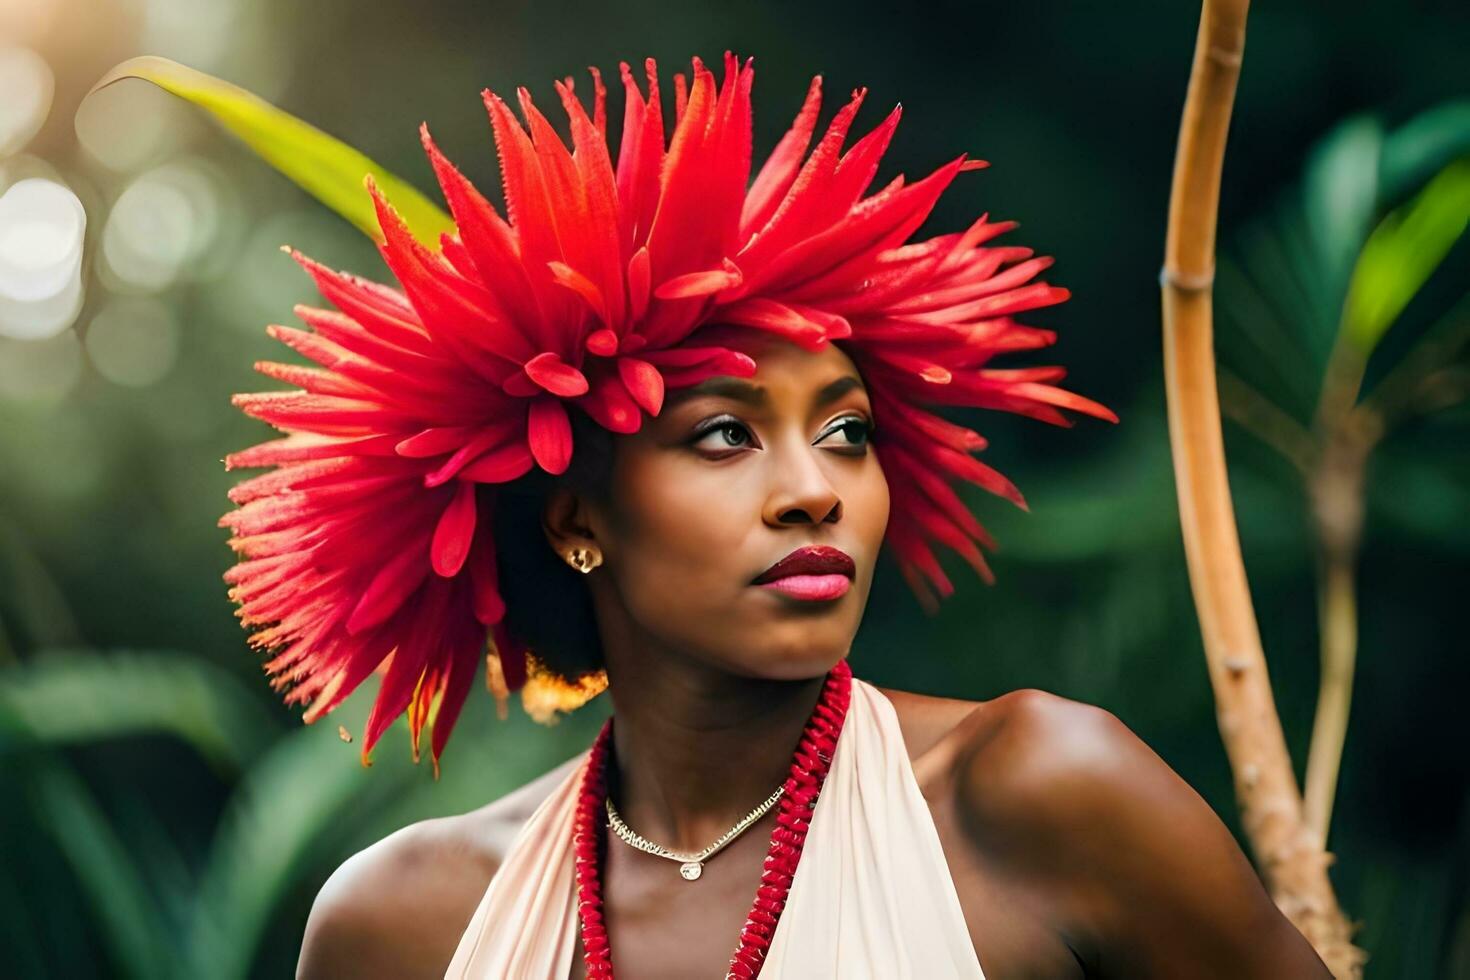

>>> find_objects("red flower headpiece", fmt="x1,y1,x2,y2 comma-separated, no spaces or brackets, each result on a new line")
220,53,1116,772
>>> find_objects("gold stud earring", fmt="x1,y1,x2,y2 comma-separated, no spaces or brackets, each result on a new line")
564,546,602,574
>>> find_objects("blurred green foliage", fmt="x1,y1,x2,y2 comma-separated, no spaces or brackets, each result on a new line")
1,0,1466,976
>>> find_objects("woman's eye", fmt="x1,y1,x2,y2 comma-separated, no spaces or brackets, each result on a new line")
820,417,874,449
691,420,752,451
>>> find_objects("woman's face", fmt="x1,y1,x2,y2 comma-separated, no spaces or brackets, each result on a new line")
559,334,890,682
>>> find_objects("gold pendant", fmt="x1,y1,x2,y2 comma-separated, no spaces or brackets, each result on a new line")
679,861,703,881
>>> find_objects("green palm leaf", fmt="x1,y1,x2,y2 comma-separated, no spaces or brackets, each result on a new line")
82,56,454,248
0,649,279,772
1344,159,1470,355
1218,100,1470,417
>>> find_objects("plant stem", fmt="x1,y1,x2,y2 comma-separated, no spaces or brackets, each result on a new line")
1304,544,1358,842
1358,308,1470,428
1217,368,1317,476
1161,2,1366,974
1298,311,1375,874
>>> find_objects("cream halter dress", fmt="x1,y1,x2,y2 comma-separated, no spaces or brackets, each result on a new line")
445,675,987,978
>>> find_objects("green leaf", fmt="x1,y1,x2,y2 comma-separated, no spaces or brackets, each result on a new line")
0,515,83,652
1379,100,1470,203
1343,159,1470,355
181,685,600,979
1219,99,1470,419
0,649,279,772
25,761,172,979
1303,116,1383,312
183,712,398,980
81,56,454,248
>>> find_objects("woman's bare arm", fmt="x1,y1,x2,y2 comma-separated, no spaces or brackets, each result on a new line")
958,689,1332,978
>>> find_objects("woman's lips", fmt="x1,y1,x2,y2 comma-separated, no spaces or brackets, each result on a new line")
751,545,855,602
756,574,852,601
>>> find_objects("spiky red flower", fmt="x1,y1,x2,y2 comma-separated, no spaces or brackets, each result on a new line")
220,53,1116,771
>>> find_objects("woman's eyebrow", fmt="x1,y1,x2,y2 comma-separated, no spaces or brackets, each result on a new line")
814,375,865,406
666,374,866,408
669,377,768,406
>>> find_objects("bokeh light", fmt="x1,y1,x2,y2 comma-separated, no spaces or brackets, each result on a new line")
0,152,64,188
0,0,61,47
0,46,54,156
208,207,376,333
0,177,87,340
100,160,222,292
84,297,181,388
141,0,242,75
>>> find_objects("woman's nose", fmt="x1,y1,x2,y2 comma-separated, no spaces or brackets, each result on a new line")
765,443,843,527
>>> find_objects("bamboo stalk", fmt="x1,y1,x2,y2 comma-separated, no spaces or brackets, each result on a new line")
1161,2,1367,975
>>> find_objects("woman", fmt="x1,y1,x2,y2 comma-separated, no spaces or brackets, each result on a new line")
220,53,1332,977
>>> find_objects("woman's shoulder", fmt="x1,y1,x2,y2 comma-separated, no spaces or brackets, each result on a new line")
872,682,1147,855
880,684,1151,820
295,753,585,980
871,681,1112,770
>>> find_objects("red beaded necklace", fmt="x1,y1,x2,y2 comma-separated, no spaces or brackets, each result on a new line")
571,658,853,979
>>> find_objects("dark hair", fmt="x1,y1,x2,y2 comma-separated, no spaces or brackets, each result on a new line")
491,409,616,683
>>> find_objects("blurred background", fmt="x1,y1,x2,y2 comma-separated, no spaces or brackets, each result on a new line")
1,0,1466,976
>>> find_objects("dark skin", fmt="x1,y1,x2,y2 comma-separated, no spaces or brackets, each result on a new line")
298,335,1332,979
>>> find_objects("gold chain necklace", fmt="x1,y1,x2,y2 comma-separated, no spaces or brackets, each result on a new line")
604,782,786,881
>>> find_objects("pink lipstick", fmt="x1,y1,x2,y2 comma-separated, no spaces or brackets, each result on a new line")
752,545,855,601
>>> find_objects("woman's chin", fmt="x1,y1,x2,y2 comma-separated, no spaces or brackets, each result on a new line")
720,646,850,684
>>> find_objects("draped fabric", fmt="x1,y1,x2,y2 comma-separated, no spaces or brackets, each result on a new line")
445,677,986,978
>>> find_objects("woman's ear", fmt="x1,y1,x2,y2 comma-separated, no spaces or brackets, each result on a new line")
541,486,600,559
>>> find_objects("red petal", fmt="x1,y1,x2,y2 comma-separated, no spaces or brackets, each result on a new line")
428,630,483,773
360,577,452,758
654,260,744,300
423,421,523,487
419,126,542,328
224,433,400,469
615,60,665,252
741,75,822,238
431,480,478,577
366,178,525,376
554,77,625,330
577,367,643,433
460,442,536,483
547,260,610,324
627,246,652,322
468,506,506,624
528,395,574,474
585,328,619,356
713,298,845,350
617,356,665,415
396,426,478,458
347,543,431,634
523,351,590,397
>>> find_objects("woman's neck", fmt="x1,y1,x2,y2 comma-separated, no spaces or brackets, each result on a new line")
601,651,830,853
